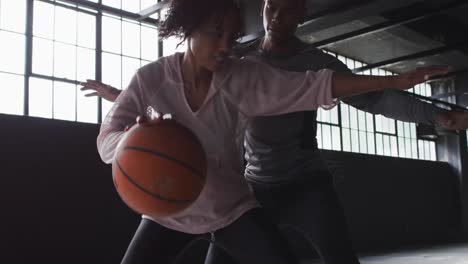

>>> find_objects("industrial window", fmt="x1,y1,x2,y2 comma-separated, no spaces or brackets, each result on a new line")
1,0,161,123
0,0,26,115
100,13,158,120
318,50,437,161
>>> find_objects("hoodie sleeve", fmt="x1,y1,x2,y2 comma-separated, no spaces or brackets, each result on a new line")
220,59,336,117
96,72,146,164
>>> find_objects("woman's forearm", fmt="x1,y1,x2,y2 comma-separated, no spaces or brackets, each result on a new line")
331,72,397,98
331,66,450,99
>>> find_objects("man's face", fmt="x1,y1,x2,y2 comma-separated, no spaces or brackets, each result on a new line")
262,0,305,41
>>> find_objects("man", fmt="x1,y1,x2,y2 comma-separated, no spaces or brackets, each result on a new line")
81,1,467,262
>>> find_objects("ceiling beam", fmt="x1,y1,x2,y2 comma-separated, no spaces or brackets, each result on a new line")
295,0,426,37
352,42,468,73
240,0,428,43
314,0,468,48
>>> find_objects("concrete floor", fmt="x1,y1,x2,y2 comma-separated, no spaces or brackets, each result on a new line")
307,243,468,264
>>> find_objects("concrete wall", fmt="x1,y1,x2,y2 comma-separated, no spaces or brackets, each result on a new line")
0,114,461,263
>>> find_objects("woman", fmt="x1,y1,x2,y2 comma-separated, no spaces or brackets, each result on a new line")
96,0,448,263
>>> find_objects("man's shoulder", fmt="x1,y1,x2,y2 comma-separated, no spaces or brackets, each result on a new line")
233,38,262,57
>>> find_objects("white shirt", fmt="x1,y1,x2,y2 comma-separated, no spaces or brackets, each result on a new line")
97,52,335,234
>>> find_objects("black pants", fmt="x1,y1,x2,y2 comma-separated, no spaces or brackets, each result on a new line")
205,173,360,264
121,208,298,264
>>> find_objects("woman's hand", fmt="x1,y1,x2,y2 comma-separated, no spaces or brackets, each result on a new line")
80,79,121,102
394,66,451,90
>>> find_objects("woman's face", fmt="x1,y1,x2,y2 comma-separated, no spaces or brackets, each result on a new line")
187,11,241,72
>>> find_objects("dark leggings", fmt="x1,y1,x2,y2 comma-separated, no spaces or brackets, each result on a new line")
121,208,298,264
205,175,360,264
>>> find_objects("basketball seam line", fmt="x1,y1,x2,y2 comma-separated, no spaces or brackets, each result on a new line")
116,159,195,204
123,146,205,180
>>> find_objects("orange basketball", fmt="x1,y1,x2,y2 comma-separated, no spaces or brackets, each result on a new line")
112,118,207,218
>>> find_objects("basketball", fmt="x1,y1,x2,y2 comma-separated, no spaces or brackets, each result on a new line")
112,118,207,218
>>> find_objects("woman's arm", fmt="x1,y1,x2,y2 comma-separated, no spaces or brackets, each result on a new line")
332,66,449,98
97,74,145,163
224,59,449,117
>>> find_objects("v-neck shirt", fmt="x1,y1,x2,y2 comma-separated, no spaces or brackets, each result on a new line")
97,52,335,234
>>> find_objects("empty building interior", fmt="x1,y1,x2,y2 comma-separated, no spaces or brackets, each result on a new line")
1,0,468,263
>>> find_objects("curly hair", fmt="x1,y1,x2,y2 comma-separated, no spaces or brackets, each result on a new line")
158,0,243,43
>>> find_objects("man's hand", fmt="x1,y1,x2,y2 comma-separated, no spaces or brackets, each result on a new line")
436,110,468,131
80,79,121,102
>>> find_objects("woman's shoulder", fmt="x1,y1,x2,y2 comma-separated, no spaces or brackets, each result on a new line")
137,53,182,81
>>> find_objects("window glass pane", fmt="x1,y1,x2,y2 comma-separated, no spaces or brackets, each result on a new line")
103,0,120,9
54,42,76,80
122,0,139,13
359,131,367,154
29,77,52,118
341,104,349,128
0,72,23,115
425,83,432,97
351,129,359,153
77,12,96,49
55,5,77,44
332,126,341,151
375,115,382,132
316,124,323,149
383,135,391,156
321,124,332,150
390,136,398,157
367,132,375,154
140,0,155,10
53,81,76,121
376,134,383,155
381,116,389,133
425,141,431,161
0,30,25,74
410,123,417,139
102,52,122,89
430,141,436,161
404,122,411,139
103,16,121,54
77,47,95,82
32,37,53,76
358,110,366,131
163,36,186,56
405,138,412,158
330,106,339,125
388,118,395,134
349,106,358,130
418,140,425,160
342,128,351,152
122,20,140,57
397,121,404,138
141,25,158,61
411,139,418,159
33,1,54,39
0,0,26,33
322,108,330,123
345,59,354,70
366,113,374,132
122,56,140,88
77,87,98,123
398,138,406,158
337,55,346,65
